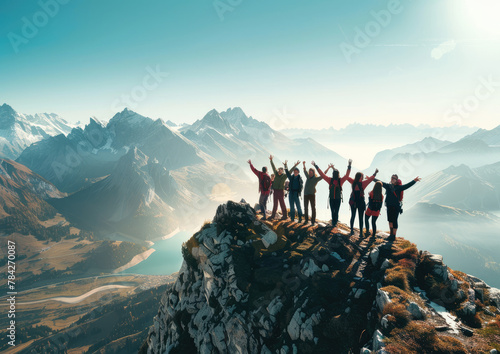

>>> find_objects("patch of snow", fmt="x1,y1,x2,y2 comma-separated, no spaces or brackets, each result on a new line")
429,301,460,334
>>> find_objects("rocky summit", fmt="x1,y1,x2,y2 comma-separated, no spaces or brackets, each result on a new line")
143,201,500,354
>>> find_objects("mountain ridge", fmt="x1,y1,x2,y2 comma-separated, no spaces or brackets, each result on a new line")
143,201,500,354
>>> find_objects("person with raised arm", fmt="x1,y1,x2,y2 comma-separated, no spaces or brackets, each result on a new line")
375,174,422,241
314,159,352,227
302,161,323,225
247,159,272,220
346,168,379,237
364,181,384,237
269,155,288,220
284,160,303,222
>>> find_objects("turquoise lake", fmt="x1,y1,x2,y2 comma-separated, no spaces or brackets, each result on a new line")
120,231,191,275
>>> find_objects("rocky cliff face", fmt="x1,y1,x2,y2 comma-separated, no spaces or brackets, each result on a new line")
143,201,500,353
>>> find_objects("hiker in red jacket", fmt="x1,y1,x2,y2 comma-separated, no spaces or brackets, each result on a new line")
364,181,384,237
248,160,272,220
346,168,379,237
314,159,352,227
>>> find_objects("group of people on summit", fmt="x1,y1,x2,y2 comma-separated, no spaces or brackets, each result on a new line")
248,156,421,241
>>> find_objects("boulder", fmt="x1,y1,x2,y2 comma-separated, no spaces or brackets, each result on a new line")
407,301,425,320
372,330,386,351
376,289,391,311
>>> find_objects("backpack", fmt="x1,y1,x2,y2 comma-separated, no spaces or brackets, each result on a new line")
329,178,343,201
298,175,304,195
261,174,271,192
369,192,383,211
349,181,365,206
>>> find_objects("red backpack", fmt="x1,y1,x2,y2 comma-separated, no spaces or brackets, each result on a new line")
261,174,271,192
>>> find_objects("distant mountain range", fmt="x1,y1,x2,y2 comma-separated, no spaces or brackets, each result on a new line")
365,125,500,182
405,163,500,212
3,102,500,242
281,123,477,148
181,107,345,167
0,104,75,159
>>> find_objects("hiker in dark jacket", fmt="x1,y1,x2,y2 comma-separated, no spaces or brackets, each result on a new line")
365,181,384,237
315,159,352,227
248,160,271,220
346,169,379,237
375,174,421,241
302,161,323,225
284,160,303,222
269,155,288,220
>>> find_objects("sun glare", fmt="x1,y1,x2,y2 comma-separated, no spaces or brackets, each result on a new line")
464,0,500,35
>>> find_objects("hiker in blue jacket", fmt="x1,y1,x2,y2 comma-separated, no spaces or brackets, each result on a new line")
284,160,303,222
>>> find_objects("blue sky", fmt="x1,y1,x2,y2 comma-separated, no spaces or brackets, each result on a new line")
1,0,499,128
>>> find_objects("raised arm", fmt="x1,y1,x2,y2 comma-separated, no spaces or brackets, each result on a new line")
313,161,331,183
340,159,352,184
398,177,421,191
303,161,309,178
248,160,260,177
270,155,278,175
284,161,293,180
361,169,379,189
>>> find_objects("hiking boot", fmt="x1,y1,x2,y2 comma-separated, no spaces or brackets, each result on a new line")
261,216,267,221
349,230,354,236
387,234,396,242
280,216,287,221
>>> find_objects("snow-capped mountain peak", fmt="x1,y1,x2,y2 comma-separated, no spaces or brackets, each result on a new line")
0,103,76,160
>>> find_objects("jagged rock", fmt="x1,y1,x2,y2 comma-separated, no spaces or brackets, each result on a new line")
450,279,458,292
428,254,443,264
484,308,495,317
460,326,474,337
355,289,367,299
261,227,278,248
490,349,498,354
287,309,302,341
380,258,390,270
144,201,496,354
370,247,380,265
468,274,489,288
380,314,392,330
407,301,425,320
330,252,345,263
301,258,321,277
422,251,449,281
372,330,386,351
488,287,500,307
376,289,391,311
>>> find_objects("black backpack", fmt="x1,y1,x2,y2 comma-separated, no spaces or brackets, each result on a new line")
349,181,365,205
261,174,271,192
298,175,303,194
369,195,383,211
329,178,343,201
